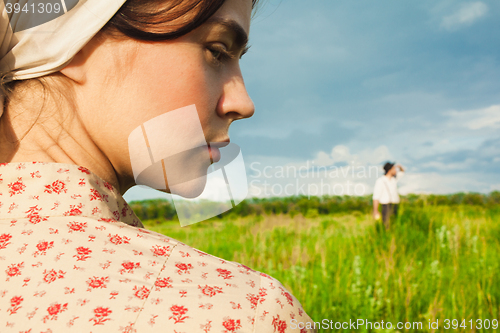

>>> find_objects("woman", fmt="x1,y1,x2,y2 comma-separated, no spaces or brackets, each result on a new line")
0,0,315,332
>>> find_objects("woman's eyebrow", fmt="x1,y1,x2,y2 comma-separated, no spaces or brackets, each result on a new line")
205,17,250,52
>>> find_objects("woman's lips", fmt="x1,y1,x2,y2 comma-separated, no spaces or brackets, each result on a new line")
208,140,229,163
208,146,221,163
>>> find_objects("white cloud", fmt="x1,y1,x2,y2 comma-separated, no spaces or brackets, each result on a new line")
313,144,393,167
445,104,500,130
490,184,500,192
419,159,475,172
243,145,398,198
397,172,483,195
124,143,496,202
124,185,168,202
441,2,488,31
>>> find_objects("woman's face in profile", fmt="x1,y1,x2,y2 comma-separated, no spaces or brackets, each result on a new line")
63,0,255,195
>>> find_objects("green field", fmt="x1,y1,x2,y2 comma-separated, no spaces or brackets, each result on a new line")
137,197,500,332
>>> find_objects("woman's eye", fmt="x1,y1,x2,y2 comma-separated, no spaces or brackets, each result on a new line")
210,48,222,59
207,44,234,63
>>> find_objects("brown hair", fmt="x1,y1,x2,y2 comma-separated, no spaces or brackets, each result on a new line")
104,0,259,41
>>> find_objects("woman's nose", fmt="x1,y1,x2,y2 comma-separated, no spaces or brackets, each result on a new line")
217,70,255,120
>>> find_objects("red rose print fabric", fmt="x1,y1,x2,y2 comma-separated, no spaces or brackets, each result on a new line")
0,162,316,332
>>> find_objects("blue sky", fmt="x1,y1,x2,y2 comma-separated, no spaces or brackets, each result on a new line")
124,0,500,201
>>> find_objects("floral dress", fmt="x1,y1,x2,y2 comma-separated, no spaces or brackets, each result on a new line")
0,162,315,332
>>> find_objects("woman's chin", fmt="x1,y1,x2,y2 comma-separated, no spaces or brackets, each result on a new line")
169,175,208,199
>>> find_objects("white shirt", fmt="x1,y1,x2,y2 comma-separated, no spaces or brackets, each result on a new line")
372,172,404,204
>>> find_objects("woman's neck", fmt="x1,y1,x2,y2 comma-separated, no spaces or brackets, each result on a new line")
0,79,127,194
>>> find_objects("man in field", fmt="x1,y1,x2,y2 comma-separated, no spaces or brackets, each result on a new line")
372,162,405,229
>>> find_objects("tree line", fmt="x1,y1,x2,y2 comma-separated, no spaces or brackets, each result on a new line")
128,191,500,221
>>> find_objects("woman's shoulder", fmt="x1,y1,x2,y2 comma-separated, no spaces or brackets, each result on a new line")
130,228,316,332
102,219,316,332
87,218,317,332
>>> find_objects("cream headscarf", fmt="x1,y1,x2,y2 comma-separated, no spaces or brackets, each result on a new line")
0,0,126,118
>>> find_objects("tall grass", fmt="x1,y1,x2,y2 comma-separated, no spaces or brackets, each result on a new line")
142,204,500,332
